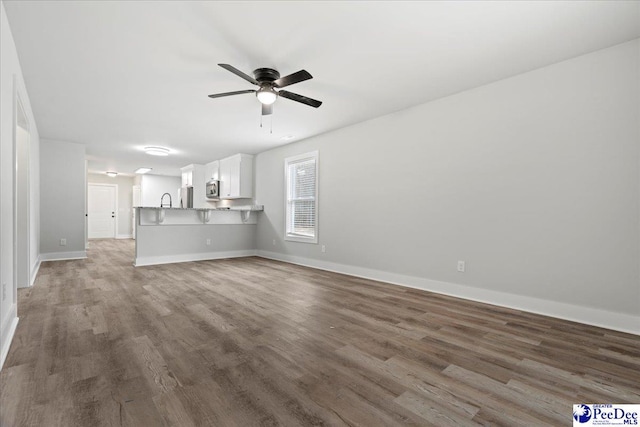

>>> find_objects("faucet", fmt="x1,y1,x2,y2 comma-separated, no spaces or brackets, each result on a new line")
160,193,172,208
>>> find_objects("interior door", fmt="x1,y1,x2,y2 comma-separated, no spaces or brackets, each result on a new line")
88,184,116,239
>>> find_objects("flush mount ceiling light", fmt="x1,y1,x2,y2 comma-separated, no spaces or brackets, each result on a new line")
106,171,118,177
135,167,152,174
144,146,170,156
281,134,295,141
256,86,277,105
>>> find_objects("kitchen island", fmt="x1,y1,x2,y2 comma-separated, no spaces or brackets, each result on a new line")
134,206,262,266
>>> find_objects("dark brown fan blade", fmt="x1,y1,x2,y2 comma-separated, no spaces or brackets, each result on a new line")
273,70,312,88
278,90,322,108
208,89,255,99
218,64,259,85
262,103,273,116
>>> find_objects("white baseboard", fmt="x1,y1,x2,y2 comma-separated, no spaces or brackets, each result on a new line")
256,250,640,336
116,234,132,240
0,304,19,371
30,256,41,287
134,249,257,267
39,251,87,262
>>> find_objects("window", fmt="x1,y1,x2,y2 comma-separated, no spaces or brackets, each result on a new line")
285,151,318,243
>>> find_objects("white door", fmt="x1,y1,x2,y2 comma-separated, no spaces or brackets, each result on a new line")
88,184,116,239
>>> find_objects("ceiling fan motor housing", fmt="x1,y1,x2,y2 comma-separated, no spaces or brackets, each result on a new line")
253,68,280,83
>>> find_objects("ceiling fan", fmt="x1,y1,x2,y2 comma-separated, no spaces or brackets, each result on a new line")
208,64,322,116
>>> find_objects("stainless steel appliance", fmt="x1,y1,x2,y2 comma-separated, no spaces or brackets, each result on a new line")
180,186,193,208
205,180,220,199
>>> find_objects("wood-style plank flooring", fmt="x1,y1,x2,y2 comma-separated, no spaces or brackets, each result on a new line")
1,239,639,426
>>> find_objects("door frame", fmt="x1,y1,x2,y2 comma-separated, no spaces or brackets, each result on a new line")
14,86,30,289
87,183,118,239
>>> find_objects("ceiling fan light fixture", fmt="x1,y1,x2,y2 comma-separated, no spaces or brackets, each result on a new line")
256,87,277,105
211,64,321,114
144,146,170,156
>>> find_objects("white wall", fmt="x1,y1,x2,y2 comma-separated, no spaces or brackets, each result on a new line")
87,173,134,238
135,223,256,266
40,139,86,260
0,0,41,369
255,40,640,333
140,174,181,208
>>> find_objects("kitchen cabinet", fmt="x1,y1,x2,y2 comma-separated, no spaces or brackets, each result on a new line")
219,154,253,199
181,169,193,187
180,164,206,207
205,160,220,181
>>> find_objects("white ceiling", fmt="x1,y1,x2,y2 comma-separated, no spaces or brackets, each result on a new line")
4,1,640,176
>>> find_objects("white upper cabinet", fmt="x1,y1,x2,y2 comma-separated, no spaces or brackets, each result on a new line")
205,160,220,181
181,169,192,187
219,154,253,199
180,164,207,207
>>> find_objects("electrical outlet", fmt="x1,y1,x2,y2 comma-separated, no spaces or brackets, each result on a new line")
321,245,326,253
206,238,211,246
272,239,276,246
2,282,6,300
60,238,67,246
457,260,465,272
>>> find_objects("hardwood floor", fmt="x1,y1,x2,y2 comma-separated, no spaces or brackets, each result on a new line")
1,239,639,426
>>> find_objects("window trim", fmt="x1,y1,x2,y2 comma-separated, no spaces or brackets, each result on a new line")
284,151,318,244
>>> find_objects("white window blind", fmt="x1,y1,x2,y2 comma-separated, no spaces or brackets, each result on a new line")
285,151,318,243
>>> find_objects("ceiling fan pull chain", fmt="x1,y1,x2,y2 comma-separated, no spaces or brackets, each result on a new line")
270,115,273,134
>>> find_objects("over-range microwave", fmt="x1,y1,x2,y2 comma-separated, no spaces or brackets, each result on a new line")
206,179,220,199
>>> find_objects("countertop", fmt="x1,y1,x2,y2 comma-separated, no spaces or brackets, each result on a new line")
136,205,264,211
